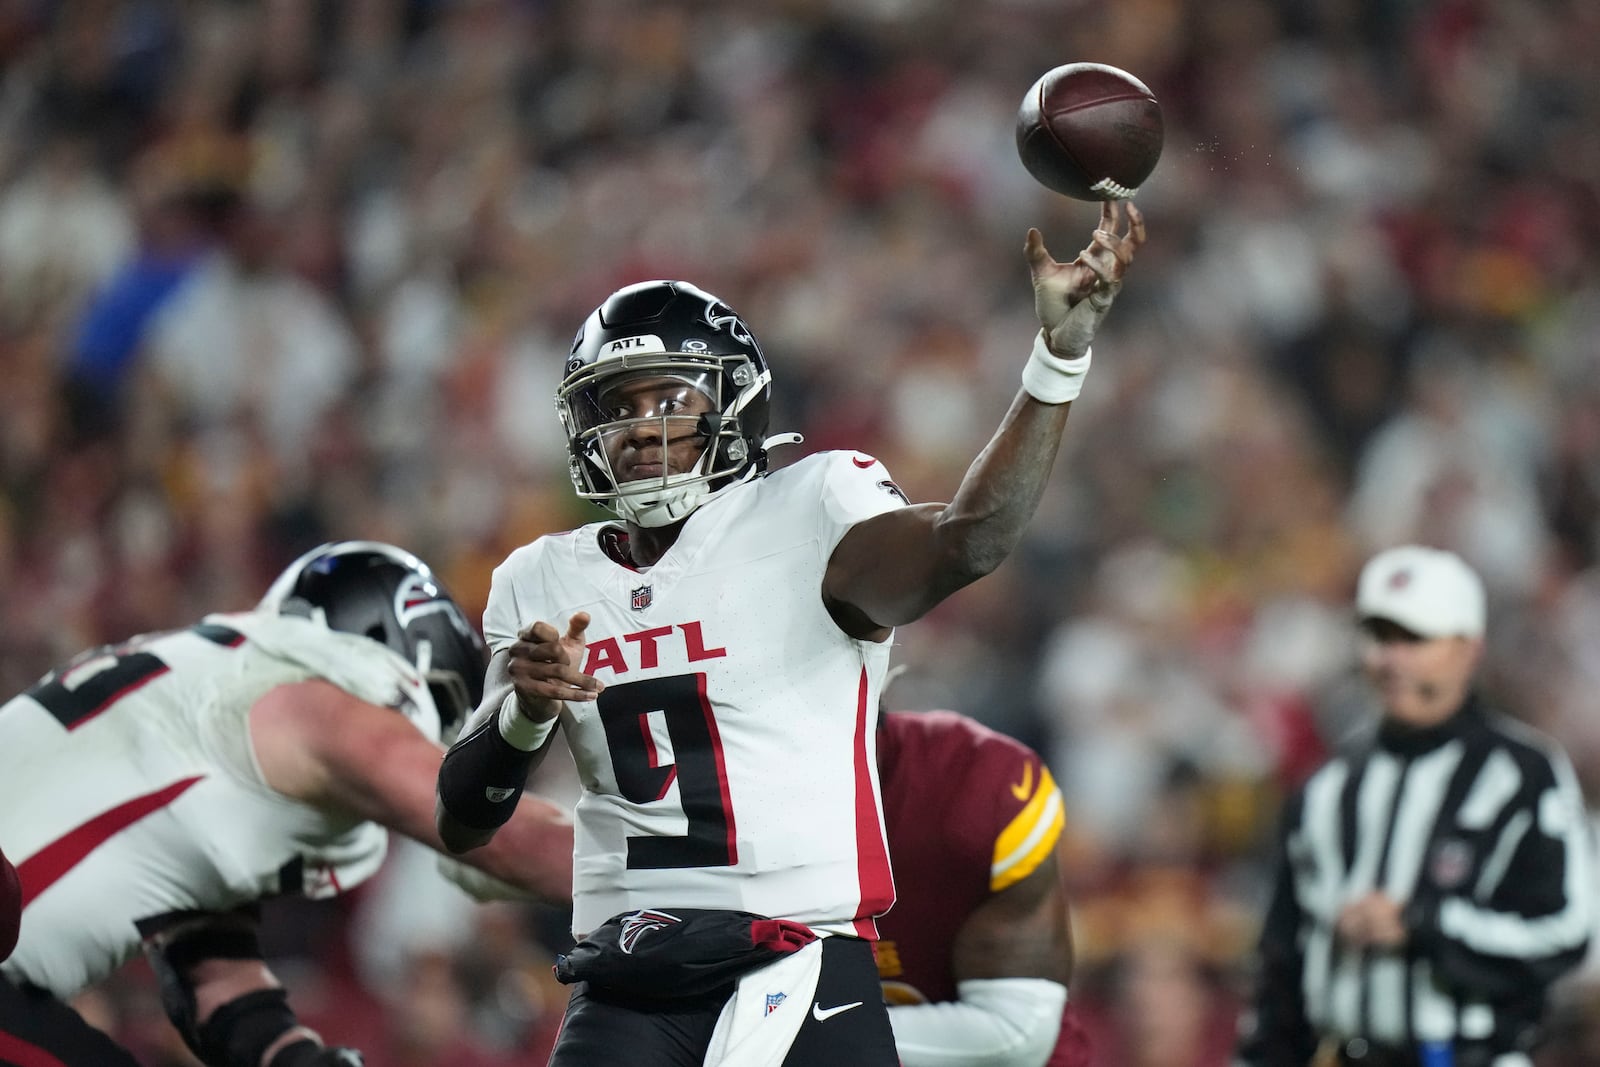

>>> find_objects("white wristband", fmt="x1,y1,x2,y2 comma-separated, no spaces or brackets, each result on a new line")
1021,331,1092,404
498,692,556,752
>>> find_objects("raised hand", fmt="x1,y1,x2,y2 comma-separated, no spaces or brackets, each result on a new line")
1024,200,1145,358
507,613,604,721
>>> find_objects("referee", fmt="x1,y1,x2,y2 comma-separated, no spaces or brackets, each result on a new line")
1236,545,1595,1067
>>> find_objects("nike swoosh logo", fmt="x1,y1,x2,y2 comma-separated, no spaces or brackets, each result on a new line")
1010,763,1034,801
852,455,875,468
812,1000,863,1021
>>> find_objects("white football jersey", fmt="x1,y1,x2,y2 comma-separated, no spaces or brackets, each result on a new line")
0,612,441,998
486,451,908,938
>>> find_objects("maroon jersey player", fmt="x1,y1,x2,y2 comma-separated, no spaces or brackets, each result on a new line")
877,709,1090,1067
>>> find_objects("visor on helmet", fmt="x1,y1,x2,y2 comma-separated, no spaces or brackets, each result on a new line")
575,369,719,437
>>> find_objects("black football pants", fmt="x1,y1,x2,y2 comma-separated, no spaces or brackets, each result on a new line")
548,935,898,1066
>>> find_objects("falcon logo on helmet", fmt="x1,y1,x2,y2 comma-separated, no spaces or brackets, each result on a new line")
394,573,473,639
557,280,795,528
705,305,755,346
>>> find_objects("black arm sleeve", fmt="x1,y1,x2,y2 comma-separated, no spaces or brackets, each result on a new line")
1236,791,1318,1067
434,711,546,852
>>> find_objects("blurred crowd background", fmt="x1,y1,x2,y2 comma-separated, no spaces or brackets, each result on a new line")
2,0,1598,1064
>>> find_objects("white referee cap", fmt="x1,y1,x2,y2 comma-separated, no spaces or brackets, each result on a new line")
1356,545,1486,639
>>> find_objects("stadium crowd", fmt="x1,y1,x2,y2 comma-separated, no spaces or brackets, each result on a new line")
1,1,1597,1064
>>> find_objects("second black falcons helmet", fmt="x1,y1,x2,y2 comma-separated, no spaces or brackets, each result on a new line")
258,541,487,735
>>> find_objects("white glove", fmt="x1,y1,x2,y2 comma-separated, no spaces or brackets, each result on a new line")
436,855,535,902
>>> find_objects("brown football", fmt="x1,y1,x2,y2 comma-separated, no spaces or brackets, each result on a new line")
1015,63,1164,201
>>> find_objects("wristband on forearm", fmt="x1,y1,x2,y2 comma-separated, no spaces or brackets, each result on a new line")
1021,331,1092,404
500,691,556,751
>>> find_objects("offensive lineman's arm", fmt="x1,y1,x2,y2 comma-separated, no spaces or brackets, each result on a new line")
249,681,573,902
823,202,1143,640
889,853,1074,1067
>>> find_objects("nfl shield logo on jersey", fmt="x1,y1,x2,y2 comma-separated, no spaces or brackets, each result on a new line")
1429,838,1474,889
631,585,653,611
765,992,787,1016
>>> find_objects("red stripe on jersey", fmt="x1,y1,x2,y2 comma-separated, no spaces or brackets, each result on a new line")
639,712,679,802
17,776,204,906
850,668,894,938
0,1032,72,1067
698,672,739,866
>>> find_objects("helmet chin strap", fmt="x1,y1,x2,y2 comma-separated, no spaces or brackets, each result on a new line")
615,475,711,528
611,432,805,526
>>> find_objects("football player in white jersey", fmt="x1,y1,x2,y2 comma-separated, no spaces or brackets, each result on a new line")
436,201,1146,1066
0,542,575,1067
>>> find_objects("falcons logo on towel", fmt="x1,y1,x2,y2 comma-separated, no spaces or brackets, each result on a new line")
620,909,681,954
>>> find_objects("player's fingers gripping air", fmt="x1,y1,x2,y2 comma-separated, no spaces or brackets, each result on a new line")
510,613,604,703
1026,202,1140,313
1025,228,1098,330
1027,202,1147,356
1080,201,1144,294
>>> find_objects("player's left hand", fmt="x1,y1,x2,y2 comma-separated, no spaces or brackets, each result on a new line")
1025,200,1144,358
507,613,604,720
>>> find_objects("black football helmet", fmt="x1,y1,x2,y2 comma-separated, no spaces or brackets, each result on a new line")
258,541,487,736
558,280,775,527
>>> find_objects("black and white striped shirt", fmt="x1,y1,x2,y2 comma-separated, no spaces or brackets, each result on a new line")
1237,695,1595,1066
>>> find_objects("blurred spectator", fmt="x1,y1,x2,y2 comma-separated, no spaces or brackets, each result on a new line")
1078,938,1240,1067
